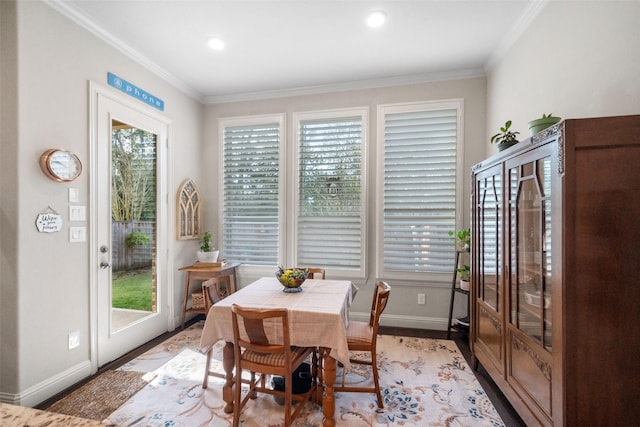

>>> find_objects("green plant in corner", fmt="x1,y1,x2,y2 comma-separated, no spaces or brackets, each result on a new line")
448,228,470,251
491,120,520,148
200,231,214,252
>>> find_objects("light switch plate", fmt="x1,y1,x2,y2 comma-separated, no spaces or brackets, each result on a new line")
69,188,79,203
69,226,86,242
69,205,86,221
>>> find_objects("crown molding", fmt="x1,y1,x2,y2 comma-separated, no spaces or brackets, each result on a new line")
42,0,205,103
484,0,550,72
43,0,525,106
204,68,486,105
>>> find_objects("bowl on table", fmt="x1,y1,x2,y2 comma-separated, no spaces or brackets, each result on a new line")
275,267,309,292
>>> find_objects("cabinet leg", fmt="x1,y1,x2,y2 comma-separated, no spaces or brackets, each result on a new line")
471,354,478,371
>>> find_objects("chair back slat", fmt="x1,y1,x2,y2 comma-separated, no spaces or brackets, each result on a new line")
369,281,390,327
371,281,391,335
231,306,291,352
242,317,271,346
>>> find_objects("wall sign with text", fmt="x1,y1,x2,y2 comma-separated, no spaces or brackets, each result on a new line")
108,72,165,111
36,208,62,233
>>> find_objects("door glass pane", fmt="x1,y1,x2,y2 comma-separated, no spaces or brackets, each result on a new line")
509,157,552,350
110,120,157,332
477,170,501,311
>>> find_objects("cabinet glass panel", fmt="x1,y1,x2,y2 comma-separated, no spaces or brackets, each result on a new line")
476,167,502,312
508,156,552,350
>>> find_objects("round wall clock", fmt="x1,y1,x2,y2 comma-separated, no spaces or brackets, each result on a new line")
39,149,82,182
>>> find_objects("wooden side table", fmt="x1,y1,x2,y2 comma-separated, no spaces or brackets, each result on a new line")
178,262,240,329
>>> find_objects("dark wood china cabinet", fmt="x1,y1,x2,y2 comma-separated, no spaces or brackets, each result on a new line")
470,115,640,426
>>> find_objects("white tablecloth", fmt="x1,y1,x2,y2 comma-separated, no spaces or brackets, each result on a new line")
199,277,355,369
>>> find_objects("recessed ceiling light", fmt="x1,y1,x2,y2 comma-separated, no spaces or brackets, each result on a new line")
366,10,387,28
207,37,225,51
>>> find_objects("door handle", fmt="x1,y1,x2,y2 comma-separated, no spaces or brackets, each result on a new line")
100,261,112,269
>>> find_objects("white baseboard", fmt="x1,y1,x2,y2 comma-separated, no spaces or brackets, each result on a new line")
349,311,449,332
1,360,92,407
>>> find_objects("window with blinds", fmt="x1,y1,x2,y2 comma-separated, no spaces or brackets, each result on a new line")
295,113,365,271
222,119,281,265
380,102,461,276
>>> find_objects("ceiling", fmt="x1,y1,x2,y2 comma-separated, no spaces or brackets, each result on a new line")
49,0,544,103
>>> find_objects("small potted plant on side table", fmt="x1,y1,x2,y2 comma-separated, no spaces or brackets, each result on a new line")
197,231,219,263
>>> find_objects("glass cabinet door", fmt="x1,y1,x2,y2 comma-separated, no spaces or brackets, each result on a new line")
507,151,553,351
475,164,502,313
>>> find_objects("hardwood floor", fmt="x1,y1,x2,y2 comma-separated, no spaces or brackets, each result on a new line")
39,318,525,426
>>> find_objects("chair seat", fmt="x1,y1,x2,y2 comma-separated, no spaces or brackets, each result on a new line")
243,346,311,366
346,321,373,345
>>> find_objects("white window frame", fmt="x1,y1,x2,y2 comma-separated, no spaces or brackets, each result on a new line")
218,114,286,266
376,99,465,283
291,108,368,280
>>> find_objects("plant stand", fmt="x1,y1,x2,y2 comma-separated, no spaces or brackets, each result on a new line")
447,249,470,339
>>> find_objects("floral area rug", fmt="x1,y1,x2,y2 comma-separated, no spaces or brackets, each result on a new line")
105,322,504,426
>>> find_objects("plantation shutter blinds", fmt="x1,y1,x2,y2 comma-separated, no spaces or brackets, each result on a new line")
222,122,280,265
297,117,363,269
383,108,458,273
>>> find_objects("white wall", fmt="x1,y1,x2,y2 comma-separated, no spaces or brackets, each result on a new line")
486,0,640,153
204,76,487,331
0,0,204,406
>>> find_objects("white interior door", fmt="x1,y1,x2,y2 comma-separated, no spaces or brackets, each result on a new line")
91,84,172,368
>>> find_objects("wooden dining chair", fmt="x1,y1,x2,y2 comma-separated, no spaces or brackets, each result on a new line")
305,267,326,279
202,275,231,313
200,275,232,390
230,304,316,427
335,281,391,408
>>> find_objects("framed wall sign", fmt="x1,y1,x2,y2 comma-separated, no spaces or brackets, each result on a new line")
36,207,63,233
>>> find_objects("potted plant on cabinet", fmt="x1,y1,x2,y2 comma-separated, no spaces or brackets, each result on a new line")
197,231,219,263
528,113,561,136
491,120,520,151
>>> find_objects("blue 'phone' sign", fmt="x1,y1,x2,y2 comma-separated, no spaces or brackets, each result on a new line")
108,72,165,111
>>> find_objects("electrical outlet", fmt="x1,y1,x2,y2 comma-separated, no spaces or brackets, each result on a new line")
68,331,80,349
418,293,426,305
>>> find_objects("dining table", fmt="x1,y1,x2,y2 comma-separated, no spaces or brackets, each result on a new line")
199,276,356,427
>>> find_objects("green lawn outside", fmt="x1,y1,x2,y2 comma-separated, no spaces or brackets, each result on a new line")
112,268,153,311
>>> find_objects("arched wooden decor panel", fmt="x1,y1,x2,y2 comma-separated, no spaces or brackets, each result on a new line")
176,178,201,240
